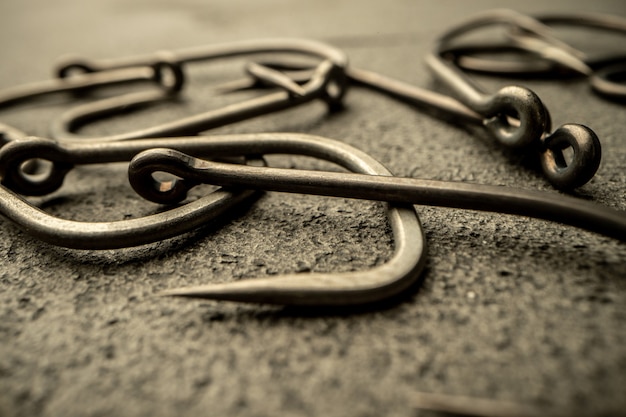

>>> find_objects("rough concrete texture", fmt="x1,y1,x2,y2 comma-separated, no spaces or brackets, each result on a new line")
1,1,625,416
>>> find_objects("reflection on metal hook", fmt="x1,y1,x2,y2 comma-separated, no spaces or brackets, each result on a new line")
0,163,261,250
231,59,601,190
128,145,626,241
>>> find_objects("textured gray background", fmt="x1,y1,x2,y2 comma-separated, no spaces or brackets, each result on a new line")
1,1,625,416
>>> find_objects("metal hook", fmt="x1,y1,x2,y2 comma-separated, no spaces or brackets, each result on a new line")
128,146,626,242
0,59,184,111
412,391,564,417
0,180,261,250
230,59,601,190
350,67,601,189
0,57,186,184
425,9,602,190
49,38,349,141
121,137,623,304
0,133,426,306
443,11,626,101
0,138,261,249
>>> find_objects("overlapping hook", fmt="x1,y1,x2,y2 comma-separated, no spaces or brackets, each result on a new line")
426,9,603,190
0,29,622,308
443,11,626,101
0,59,184,111
229,56,601,190
0,133,426,306
122,135,625,302
50,38,349,141
128,143,626,241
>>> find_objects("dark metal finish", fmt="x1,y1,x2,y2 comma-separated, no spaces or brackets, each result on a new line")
50,38,348,141
127,144,626,242
0,177,260,250
0,36,618,307
235,60,601,190
425,9,603,190
0,133,426,306
0,62,184,110
0,39,348,199
442,11,626,100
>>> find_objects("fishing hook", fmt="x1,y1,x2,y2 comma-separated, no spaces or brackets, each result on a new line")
221,57,601,190
128,144,626,241
443,11,626,102
0,182,261,250
425,9,603,189
0,57,185,178
0,146,261,249
49,38,348,141
0,59,183,112
0,133,426,305
115,135,624,304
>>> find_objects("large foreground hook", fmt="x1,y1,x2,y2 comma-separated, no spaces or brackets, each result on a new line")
128,144,626,242
119,135,624,304
50,38,348,141
0,133,426,306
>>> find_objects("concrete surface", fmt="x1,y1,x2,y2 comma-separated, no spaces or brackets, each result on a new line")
0,1,625,416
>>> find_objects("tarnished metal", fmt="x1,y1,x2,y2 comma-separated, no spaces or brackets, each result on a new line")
0,39,348,198
440,11,626,101
119,136,625,302
0,174,261,250
50,38,348,141
0,35,621,307
425,9,603,190
412,391,564,417
227,57,602,190
0,133,426,306
128,142,626,241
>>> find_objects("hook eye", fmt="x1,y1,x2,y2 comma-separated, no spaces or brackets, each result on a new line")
56,54,186,95
129,148,199,205
150,55,186,94
56,58,98,79
321,63,348,112
0,138,73,196
539,124,601,189
482,85,549,148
